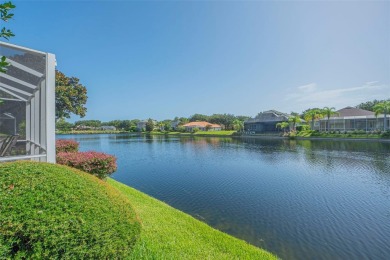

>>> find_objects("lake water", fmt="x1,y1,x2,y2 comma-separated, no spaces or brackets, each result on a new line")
59,134,390,259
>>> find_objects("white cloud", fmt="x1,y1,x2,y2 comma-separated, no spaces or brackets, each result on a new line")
284,82,390,111
297,83,317,93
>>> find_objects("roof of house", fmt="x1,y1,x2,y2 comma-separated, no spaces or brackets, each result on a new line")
245,110,291,123
183,121,221,128
335,107,375,117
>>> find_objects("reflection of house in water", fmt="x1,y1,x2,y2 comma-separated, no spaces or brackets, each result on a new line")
316,107,388,131
244,110,291,133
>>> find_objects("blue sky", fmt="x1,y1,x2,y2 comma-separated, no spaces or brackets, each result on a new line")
9,1,390,121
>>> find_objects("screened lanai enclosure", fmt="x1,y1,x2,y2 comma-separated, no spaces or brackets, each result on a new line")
0,42,55,162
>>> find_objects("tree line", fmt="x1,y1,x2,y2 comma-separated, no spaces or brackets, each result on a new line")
56,114,250,132
54,68,389,132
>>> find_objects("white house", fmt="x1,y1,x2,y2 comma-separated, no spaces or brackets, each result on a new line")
101,125,116,131
0,42,56,162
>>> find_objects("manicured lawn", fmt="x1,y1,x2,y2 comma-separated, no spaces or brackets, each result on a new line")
149,130,237,136
194,130,236,136
109,179,277,260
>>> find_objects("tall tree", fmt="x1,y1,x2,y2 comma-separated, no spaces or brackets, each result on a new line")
189,114,209,122
322,107,338,131
56,119,74,131
276,122,289,133
232,119,244,132
303,108,323,130
55,70,88,120
356,99,390,112
74,120,101,128
145,118,154,132
373,101,390,131
288,115,301,131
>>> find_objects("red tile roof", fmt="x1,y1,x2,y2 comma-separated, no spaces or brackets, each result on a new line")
183,121,221,128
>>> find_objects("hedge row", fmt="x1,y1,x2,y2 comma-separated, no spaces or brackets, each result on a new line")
57,151,117,179
56,139,117,179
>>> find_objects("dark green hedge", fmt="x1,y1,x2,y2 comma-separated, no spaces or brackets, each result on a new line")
0,162,140,259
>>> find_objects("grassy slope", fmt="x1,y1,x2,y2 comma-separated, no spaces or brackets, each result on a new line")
109,179,276,260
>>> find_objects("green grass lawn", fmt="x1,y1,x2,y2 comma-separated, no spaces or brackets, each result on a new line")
109,179,277,259
149,130,237,136
194,130,236,136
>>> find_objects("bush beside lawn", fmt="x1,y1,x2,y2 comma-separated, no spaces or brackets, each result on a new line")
0,162,140,259
56,139,118,179
295,130,390,139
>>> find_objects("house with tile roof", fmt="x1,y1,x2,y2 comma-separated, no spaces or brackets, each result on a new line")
244,110,293,133
182,121,222,132
317,106,388,132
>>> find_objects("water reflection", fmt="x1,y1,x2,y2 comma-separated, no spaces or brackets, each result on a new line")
58,134,390,260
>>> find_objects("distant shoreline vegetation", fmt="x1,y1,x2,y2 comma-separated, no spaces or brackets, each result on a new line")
56,129,390,141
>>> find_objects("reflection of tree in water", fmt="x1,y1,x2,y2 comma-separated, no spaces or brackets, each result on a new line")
296,139,390,191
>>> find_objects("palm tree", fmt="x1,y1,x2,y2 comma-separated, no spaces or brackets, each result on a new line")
322,107,338,131
232,119,244,132
303,109,323,130
373,101,390,131
276,122,289,133
158,122,165,131
288,115,301,131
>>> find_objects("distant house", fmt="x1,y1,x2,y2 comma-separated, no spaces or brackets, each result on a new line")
75,125,97,130
244,110,292,133
182,121,222,132
316,106,388,132
101,126,116,131
136,120,147,131
171,120,180,130
137,120,157,131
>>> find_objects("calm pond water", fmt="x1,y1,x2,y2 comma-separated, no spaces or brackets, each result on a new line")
59,134,390,260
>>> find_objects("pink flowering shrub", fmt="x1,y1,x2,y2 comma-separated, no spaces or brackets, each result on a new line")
56,139,79,153
57,151,117,179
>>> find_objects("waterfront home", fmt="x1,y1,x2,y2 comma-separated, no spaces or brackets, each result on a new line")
75,125,97,130
137,120,157,131
316,106,388,132
171,120,180,130
136,120,147,131
0,42,56,162
101,125,116,131
244,110,292,133
183,121,222,132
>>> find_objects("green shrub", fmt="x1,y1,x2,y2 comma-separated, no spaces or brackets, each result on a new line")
296,125,310,131
56,139,79,153
0,162,140,259
57,151,117,179
381,130,390,138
